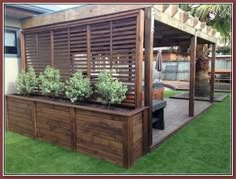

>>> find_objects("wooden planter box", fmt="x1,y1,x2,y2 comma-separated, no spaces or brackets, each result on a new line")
6,95,148,168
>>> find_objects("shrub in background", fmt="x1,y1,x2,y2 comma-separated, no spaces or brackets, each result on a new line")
38,65,64,98
16,66,38,95
95,71,128,108
65,71,93,103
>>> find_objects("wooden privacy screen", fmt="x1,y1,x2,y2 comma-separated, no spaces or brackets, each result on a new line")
22,10,144,108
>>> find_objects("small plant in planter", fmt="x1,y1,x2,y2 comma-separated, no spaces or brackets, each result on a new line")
16,66,38,96
38,65,64,98
95,71,128,109
65,71,93,103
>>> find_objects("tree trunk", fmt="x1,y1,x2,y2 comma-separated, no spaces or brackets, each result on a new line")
195,44,210,97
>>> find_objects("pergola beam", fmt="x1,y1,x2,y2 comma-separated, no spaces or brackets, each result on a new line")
189,35,197,117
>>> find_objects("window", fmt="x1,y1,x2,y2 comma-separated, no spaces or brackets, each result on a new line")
4,29,18,55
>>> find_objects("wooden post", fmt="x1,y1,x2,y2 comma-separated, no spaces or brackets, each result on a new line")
189,35,197,117
50,31,54,67
142,108,149,154
135,10,144,108
210,43,216,103
87,25,91,79
20,31,26,71
144,7,154,148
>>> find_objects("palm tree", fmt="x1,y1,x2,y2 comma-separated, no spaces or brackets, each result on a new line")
191,4,231,45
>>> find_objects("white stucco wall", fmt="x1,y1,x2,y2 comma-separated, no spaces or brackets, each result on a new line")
4,57,21,94
4,16,22,94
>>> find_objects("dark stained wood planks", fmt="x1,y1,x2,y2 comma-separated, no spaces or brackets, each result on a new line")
6,95,148,168
36,102,74,149
7,97,34,137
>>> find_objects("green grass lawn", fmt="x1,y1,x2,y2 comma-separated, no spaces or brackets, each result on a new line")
5,90,231,175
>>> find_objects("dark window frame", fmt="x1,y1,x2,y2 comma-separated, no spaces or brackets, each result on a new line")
4,27,20,57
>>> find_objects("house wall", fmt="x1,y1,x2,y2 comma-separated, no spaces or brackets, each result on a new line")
4,16,22,94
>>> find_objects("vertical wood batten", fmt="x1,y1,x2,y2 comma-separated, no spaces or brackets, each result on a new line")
135,10,144,108
50,31,54,67
68,28,72,74
144,7,154,147
20,32,26,71
189,35,197,117
36,33,38,69
123,119,129,168
87,25,91,78
110,21,113,71
70,108,76,150
33,102,37,138
210,43,216,103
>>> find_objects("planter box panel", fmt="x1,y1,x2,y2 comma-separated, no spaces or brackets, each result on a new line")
36,102,74,149
76,109,124,165
76,126,123,143
76,144,123,166
6,95,148,168
131,112,143,165
7,98,34,137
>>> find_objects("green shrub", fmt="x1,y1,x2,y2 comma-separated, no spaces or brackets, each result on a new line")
65,71,93,103
16,66,38,95
95,71,128,108
38,65,64,97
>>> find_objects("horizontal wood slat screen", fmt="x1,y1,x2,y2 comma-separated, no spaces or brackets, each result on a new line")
23,10,144,108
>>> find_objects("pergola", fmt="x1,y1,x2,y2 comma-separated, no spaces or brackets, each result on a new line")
21,4,217,150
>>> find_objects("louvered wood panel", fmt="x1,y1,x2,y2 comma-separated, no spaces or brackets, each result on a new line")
54,28,71,80
25,33,38,72
90,21,110,81
69,25,88,76
112,16,137,106
37,32,51,72
22,10,143,108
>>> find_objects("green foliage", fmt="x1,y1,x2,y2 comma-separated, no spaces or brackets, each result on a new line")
65,71,93,103
180,4,232,45
95,71,128,107
38,66,64,97
16,66,38,95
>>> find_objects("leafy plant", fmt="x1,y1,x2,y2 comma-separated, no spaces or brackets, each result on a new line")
38,65,64,98
65,71,93,103
16,66,38,95
95,71,128,108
